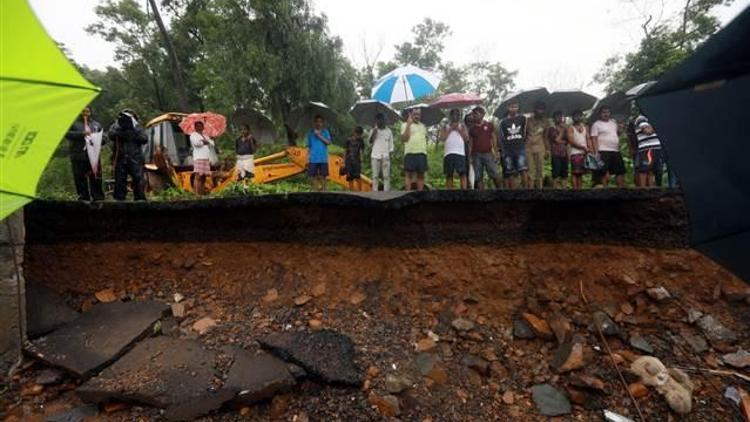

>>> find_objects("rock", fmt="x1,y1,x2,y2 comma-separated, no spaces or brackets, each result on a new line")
103,402,128,413
311,283,326,298
462,354,490,376
722,283,750,302
182,257,196,270
25,283,79,338
551,342,585,373
173,293,184,303
21,383,44,396
628,382,649,398
722,350,750,369
260,330,363,386
686,308,704,324
569,374,605,392
192,317,217,335
77,337,221,420
631,356,694,414
697,315,737,344
349,291,367,305
681,330,709,354
620,302,634,315
294,295,312,306
263,288,279,303
567,387,587,405
25,300,168,379
622,274,638,285
171,303,186,319
414,352,439,375
94,288,117,303
592,311,622,337
451,318,475,332
224,348,296,405
629,336,654,354
531,384,572,416
385,374,413,394
513,316,535,339
308,319,323,330
35,369,63,386
426,364,449,384
522,313,554,340
45,404,99,422
481,348,498,362
502,390,515,405
548,314,572,344
415,338,437,352
368,392,400,417
603,409,635,422
646,286,672,302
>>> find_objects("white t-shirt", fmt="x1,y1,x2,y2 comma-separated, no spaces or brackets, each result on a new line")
590,120,619,152
190,132,214,160
444,128,466,156
370,128,394,159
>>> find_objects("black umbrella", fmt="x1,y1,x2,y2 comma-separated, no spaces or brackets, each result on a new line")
546,90,598,116
349,100,402,126
590,91,631,122
403,103,445,127
625,81,657,99
638,7,750,282
231,108,276,144
286,102,337,135
493,87,550,118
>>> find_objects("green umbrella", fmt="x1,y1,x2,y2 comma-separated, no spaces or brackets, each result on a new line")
0,0,100,220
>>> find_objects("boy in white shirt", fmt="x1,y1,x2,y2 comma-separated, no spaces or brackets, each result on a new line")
369,113,394,191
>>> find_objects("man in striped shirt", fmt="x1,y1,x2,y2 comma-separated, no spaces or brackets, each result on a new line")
633,114,663,187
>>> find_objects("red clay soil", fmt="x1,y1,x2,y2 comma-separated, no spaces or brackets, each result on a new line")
5,240,749,421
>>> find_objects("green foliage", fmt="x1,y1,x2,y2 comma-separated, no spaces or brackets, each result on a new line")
394,18,451,69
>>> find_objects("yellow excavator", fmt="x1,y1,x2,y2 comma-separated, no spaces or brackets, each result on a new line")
143,113,372,194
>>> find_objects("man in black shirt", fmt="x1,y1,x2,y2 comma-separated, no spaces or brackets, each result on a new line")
498,99,528,189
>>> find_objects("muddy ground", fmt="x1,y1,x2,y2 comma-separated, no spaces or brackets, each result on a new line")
3,191,750,421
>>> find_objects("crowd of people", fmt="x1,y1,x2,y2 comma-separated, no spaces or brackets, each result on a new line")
65,99,673,200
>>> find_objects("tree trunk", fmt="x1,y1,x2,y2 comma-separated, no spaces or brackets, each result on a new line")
148,0,190,111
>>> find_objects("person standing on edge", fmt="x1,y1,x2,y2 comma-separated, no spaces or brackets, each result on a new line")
345,126,365,191
498,99,528,189
369,113,393,191
190,121,215,196
235,124,257,182
439,109,469,189
109,109,148,201
66,106,104,201
548,111,569,189
590,106,625,187
525,102,550,189
307,115,332,192
566,110,590,190
468,107,501,190
633,114,664,187
400,109,428,191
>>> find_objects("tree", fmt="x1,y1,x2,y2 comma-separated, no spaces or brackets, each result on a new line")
595,0,735,93
148,0,190,111
393,18,451,69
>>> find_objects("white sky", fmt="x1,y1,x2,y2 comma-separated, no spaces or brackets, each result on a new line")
30,0,750,97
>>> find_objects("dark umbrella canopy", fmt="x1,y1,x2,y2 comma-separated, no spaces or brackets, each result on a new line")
625,81,657,99
231,108,276,144
286,102,337,135
493,87,550,118
590,91,630,122
638,7,750,282
403,104,446,127
349,100,402,126
546,90,598,116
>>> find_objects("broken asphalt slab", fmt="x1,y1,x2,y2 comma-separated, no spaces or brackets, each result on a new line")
259,329,363,386
25,300,168,379
224,347,297,406
25,283,78,338
77,337,220,421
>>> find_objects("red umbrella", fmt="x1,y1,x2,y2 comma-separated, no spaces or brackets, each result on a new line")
430,93,483,109
179,112,227,137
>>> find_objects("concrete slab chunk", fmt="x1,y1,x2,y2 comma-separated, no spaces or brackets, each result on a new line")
25,283,78,338
25,300,168,378
260,330,363,386
224,348,296,405
77,337,219,420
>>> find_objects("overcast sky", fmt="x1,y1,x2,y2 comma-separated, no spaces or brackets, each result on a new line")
30,0,749,96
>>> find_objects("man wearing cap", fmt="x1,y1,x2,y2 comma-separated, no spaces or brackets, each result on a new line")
109,109,148,201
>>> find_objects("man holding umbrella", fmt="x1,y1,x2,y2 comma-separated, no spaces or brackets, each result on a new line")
400,109,429,191
190,121,215,196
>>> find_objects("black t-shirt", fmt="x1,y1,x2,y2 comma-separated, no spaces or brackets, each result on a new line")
345,137,364,162
499,115,527,151
236,136,256,155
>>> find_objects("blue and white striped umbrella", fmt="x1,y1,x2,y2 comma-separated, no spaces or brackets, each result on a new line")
371,65,441,104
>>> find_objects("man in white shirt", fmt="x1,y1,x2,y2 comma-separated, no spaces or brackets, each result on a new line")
369,113,394,191
190,121,215,195
590,106,625,187
439,108,469,189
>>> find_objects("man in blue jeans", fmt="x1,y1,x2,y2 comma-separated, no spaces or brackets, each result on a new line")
307,115,332,191
498,99,528,189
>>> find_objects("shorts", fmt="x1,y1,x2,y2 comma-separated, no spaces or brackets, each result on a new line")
345,157,361,181
308,162,329,177
570,154,586,175
635,148,663,173
598,151,626,176
472,153,499,183
404,153,428,173
551,156,569,179
193,158,211,176
443,154,467,176
502,149,528,177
